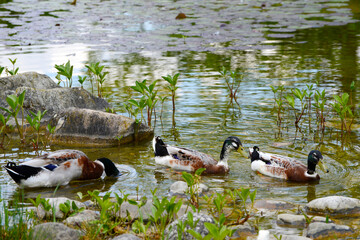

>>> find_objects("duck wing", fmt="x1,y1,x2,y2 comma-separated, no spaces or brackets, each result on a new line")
20,149,88,167
166,145,218,166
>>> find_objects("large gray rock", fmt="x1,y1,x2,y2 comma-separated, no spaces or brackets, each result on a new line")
36,197,86,219
0,72,109,117
164,213,215,240
277,213,332,227
304,222,354,239
304,196,360,217
32,222,82,240
50,108,153,146
230,222,256,238
63,210,100,226
115,200,154,221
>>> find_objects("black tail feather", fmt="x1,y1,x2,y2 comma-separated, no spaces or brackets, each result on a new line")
4,162,42,184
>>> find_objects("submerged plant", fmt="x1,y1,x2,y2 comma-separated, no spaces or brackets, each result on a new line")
55,60,73,88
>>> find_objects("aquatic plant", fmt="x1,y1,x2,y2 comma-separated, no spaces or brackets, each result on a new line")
7,58,19,76
331,92,354,133
0,90,26,143
55,60,73,88
162,73,179,127
219,67,243,106
270,85,285,127
182,168,206,209
0,113,11,148
0,66,5,76
77,75,87,89
313,89,327,131
285,88,307,128
158,95,168,121
131,79,158,127
85,62,109,98
26,110,47,152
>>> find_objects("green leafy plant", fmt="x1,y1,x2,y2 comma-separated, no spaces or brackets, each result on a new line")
59,200,84,219
162,73,179,127
313,89,327,131
55,60,73,87
131,79,158,127
182,168,206,209
26,110,47,151
285,88,307,127
0,113,11,148
77,76,87,89
219,67,243,106
85,62,109,98
270,85,285,127
7,58,19,75
331,93,354,133
0,66,5,76
0,90,26,143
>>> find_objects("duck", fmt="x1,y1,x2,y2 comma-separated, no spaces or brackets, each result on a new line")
4,149,120,188
249,146,329,182
152,136,248,174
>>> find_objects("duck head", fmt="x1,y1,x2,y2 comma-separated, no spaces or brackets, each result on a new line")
97,158,121,177
220,136,248,160
307,150,329,174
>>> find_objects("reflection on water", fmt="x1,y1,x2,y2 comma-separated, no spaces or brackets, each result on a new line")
0,0,359,235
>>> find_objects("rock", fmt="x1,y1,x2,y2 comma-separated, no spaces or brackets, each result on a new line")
110,234,141,240
169,181,209,195
32,222,82,240
280,236,312,240
50,108,153,146
257,230,270,240
304,222,354,239
230,222,256,238
0,72,109,118
277,213,332,227
115,200,153,221
254,199,296,210
164,213,215,240
36,197,86,219
304,196,360,217
63,210,100,226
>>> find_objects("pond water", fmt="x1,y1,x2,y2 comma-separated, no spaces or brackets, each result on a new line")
0,0,360,235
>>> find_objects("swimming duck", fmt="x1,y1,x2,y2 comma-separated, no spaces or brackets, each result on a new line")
4,149,120,188
152,136,248,174
249,146,329,182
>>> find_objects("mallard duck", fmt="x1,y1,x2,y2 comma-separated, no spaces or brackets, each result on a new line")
152,136,248,174
249,146,329,182
4,149,120,188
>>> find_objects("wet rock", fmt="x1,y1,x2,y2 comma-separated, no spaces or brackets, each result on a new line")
169,181,209,195
50,108,153,147
304,222,354,239
110,234,141,240
164,213,215,240
63,210,100,226
36,197,85,219
304,196,360,217
115,200,153,221
254,199,296,210
175,13,186,19
277,213,332,227
281,236,312,240
32,222,82,240
230,222,256,238
0,72,109,117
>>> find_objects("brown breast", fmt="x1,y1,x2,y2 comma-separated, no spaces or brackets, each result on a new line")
77,156,104,180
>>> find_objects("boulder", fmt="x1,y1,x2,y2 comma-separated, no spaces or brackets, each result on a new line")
304,196,360,217
281,236,312,240
169,181,209,195
0,72,109,117
36,197,86,219
50,108,153,146
277,213,332,227
115,200,154,221
254,199,296,210
304,222,354,239
32,222,82,240
230,222,256,238
63,210,100,226
164,213,215,240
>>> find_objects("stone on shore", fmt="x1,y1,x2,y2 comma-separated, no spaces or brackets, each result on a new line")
304,196,360,217
32,222,82,240
304,222,354,239
230,222,256,238
110,234,142,240
50,107,153,146
277,213,332,227
63,210,100,226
